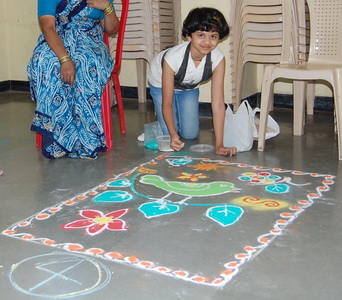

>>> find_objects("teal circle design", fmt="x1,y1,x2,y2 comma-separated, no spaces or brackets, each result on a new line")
172,158,192,165
93,191,133,203
107,179,131,188
238,176,251,181
265,184,289,194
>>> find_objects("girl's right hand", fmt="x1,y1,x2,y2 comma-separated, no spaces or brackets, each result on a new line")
170,135,185,152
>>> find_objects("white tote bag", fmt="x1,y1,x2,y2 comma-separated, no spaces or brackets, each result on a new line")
223,100,254,152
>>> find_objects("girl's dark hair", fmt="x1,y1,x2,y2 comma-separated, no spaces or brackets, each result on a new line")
182,7,229,40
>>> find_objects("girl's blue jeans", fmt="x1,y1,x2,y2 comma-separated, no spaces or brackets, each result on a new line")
149,85,200,139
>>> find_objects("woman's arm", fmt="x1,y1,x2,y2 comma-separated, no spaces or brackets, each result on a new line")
162,61,184,151
211,57,236,156
39,15,75,86
87,0,119,36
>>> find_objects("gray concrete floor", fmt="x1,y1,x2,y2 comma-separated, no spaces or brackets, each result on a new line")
0,91,341,299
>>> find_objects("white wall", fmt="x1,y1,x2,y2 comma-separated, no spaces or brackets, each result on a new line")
0,0,9,81
0,0,40,81
0,0,333,100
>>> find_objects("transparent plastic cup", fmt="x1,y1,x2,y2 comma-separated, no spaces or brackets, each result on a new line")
156,135,174,152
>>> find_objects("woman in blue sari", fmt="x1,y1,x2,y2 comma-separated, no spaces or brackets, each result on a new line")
28,0,119,159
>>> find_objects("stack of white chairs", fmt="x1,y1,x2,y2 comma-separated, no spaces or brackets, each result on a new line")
229,0,306,111
151,0,180,56
257,0,342,160
110,0,180,103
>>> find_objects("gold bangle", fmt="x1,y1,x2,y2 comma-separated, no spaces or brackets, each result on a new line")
59,55,71,64
104,6,114,15
103,4,114,15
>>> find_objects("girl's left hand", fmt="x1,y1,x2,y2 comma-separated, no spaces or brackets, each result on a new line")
216,146,237,157
86,0,110,10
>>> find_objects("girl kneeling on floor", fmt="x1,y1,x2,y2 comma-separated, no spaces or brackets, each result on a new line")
148,7,236,156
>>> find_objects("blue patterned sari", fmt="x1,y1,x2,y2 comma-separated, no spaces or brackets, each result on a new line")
27,0,114,159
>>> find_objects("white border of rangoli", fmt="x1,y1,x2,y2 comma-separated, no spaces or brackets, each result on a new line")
1,155,335,287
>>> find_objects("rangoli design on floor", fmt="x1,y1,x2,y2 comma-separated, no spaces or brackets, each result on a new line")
2,155,335,287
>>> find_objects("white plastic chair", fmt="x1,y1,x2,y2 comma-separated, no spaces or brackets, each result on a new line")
257,0,342,160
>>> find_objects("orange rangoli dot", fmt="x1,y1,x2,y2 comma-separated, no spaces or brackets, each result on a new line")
90,248,104,254
156,267,171,272
65,200,76,205
193,276,208,282
36,214,50,220
68,244,83,251
140,261,154,267
44,240,56,245
128,256,139,263
236,253,248,259
244,246,255,252
212,279,224,284
49,208,60,212
19,222,30,226
260,237,269,243
276,219,287,224
23,235,35,239
221,269,234,275
108,252,123,259
308,193,318,197
280,213,292,217
174,271,187,276
318,186,328,190
226,261,238,268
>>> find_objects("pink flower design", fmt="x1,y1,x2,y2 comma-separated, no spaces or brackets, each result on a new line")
61,209,130,236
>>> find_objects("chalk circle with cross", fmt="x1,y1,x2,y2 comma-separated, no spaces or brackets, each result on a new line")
9,252,111,298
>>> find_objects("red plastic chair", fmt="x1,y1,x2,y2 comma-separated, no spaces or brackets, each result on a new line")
36,0,129,150
102,0,129,148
